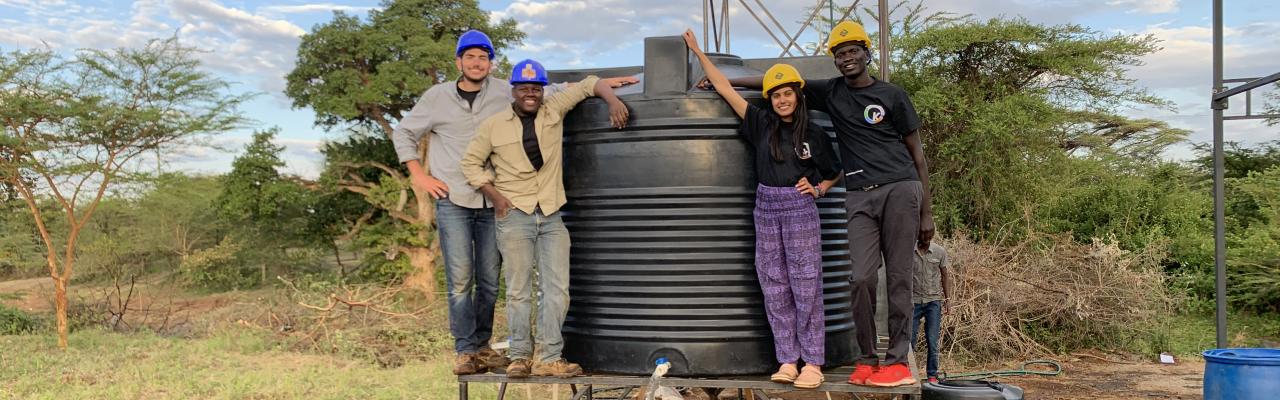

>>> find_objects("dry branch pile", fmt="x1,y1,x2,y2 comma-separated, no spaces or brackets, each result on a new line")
939,233,1171,361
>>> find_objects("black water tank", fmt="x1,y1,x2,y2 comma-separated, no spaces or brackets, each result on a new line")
552,36,855,376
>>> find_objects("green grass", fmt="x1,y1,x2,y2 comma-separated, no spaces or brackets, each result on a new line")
0,328,525,400
0,291,24,301
1159,312,1280,357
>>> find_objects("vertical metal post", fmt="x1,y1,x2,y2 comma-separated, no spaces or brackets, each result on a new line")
877,0,890,82
1211,0,1228,349
724,0,731,53
703,0,710,53
458,382,468,400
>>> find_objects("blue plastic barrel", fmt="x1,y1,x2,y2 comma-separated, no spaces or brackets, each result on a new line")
1203,348,1280,400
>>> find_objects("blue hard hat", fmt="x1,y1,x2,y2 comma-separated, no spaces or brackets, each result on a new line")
455,29,494,58
510,59,549,86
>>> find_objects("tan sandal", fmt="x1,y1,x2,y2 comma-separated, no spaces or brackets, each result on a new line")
769,363,798,383
793,365,825,389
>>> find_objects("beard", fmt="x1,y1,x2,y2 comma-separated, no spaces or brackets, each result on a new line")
462,71,486,84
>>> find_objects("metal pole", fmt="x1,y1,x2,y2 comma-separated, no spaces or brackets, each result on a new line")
703,0,710,53
721,0,729,52
776,0,830,58
738,0,795,57
725,0,731,53
875,0,885,81
1211,0,1228,349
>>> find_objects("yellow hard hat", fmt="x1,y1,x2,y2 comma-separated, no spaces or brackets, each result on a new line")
828,21,871,54
762,63,805,98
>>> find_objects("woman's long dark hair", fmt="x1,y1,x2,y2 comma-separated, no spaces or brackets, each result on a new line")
767,83,808,162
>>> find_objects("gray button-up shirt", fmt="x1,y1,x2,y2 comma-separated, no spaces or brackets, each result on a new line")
392,76,563,209
912,242,949,304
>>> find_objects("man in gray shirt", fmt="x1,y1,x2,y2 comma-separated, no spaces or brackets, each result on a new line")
391,30,634,375
911,239,952,383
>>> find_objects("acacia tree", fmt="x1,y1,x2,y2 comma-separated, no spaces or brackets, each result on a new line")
285,0,522,294
0,39,248,348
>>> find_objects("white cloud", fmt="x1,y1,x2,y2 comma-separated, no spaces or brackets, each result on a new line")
1125,22,1280,160
258,4,374,15
1107,0,1179,14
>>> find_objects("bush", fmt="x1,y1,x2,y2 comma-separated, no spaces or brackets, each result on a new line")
0,304,42,335
179,237,257,290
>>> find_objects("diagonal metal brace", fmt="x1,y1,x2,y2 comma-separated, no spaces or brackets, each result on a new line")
1213,71,1280,103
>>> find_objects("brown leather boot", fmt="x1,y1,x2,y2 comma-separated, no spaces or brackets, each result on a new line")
506,358,533,378
476,346,511,369
452,353,480,375
531,359,584,378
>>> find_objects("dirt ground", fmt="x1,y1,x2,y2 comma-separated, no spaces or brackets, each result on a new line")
2,279,1206,400
998,359,1203,400
664,356,1203,400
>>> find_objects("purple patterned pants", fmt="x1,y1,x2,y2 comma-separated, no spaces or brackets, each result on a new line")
753,184,825,366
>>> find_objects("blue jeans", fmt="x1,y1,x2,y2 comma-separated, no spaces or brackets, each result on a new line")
496,207,571,363
911,300,942,377
436,198,501,354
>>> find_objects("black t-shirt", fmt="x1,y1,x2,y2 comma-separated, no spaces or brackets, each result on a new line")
804,77,922,188
518,111,544,170
740,104,841,188
458,86,480,109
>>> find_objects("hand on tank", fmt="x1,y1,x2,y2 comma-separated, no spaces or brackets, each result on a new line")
602,76,639,88
607,98,629,129
682,29,701,53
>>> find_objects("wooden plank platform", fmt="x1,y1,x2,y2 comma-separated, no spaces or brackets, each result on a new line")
457,349,922,399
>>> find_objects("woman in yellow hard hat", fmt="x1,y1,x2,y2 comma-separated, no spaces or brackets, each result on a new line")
682,29,842,390
688,20,933,389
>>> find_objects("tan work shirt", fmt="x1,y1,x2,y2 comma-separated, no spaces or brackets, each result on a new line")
912,242,950,304
460,76,600,215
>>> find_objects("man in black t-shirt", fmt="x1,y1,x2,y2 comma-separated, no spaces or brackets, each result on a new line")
816,21,934,388
702,21,935,387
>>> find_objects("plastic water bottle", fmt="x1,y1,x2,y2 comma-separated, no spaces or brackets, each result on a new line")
644,358,683,400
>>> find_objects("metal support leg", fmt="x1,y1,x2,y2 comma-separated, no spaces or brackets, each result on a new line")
497,382,507,400
458,382,468,400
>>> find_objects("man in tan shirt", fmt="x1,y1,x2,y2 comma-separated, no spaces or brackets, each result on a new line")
460,58,628,378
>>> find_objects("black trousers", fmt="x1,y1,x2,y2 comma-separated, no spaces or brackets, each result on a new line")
845,180,922,366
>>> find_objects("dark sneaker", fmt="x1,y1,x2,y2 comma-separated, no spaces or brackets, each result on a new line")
476,346,511,369
452,353,480,375
531,359,584,378
506,359,533,378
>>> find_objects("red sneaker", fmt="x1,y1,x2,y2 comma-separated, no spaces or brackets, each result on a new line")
928,376,939,384
866,363,916,387
846,364,878,385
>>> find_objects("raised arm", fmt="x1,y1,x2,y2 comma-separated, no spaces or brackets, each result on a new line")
682,29,748,119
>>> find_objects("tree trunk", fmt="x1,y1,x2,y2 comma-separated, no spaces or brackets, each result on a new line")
53,275,69,349
401,247,437,301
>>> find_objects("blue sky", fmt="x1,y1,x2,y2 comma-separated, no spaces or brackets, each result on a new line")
2,0,1277,178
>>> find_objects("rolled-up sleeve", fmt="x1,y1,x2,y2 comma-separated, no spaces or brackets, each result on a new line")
392,90,435,163
460,119,496,188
